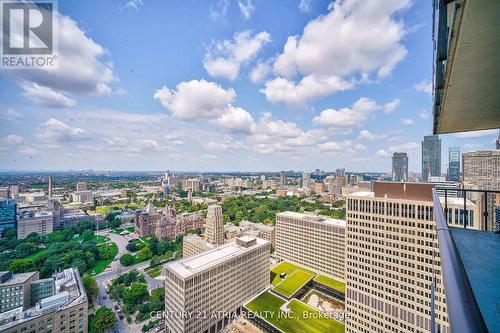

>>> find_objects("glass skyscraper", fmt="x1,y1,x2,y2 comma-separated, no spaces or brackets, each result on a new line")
422,135,441,182
0,199,17,235
392,152,408,181
448,146,461,181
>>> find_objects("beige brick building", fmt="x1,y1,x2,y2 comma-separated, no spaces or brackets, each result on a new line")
164,237,270,333
345,182,449,333
182,234,214,258
205,204,224,245
17,211,53,240
275,211,345,281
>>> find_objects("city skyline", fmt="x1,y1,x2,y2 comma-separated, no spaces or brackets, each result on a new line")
0,0,498,173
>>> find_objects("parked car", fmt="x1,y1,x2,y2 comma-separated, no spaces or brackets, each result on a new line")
117,311,124,320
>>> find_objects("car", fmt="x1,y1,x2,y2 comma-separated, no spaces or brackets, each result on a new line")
113,329,120,333
103,295,107,300
98,300,103,306
109,294,113,299
117,311,124,320
105,286,110,293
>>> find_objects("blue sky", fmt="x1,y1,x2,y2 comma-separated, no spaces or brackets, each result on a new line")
0,0,497,172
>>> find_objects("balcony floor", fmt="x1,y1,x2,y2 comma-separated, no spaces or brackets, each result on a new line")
450,228,500,333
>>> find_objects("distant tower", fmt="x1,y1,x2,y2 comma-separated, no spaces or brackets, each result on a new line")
205,205,224,245
76,182,87,192
48,176,53,198
421,135,441,182
447,147,460,182
280,171,286,187
392,152,408,181
496,130,500,149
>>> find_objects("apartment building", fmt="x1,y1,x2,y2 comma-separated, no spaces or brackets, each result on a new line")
0,272,39,313
182,234,214,258
275,211,345,281
345,182,449,333
205,204,224,245
0,268,88,333
164,236,270,333
17,211,53,240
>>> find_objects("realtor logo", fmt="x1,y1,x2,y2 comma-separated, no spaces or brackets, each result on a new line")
1,0,58,69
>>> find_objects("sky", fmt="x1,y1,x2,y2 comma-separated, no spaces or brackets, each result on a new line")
0,0,498,172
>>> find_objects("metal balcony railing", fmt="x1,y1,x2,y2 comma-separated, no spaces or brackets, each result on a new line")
432,187,490,333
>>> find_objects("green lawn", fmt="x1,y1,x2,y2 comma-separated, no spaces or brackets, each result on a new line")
87,243,118,276
25,248,48,260
273,270,314,298
126,226,135,233
245,292,344,333
88,203,141,215
271,261,315,286
314,275,346,294
144,266,162,278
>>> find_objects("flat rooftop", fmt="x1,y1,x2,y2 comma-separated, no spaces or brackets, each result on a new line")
0,272,37,286
277,211,345,228
166,237,269,279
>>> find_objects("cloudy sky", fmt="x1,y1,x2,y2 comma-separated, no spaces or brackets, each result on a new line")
0,0,497,172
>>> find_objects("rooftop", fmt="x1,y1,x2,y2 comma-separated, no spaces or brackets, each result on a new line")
166,236,269,279
0,272,37,286
277,211,345,228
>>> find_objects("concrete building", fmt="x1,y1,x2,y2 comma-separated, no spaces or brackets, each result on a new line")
0,188,9,199
239,221,275,247
275,211,345,281
313,181,326,194
392,152,409,181
447,147,461,181
182,179,201,192
422,135,442,182
47,176,53,198
280,171,286,187
164,236,270,333
75,182,87,192
301,171,311,188
0,268,88,333
345,182,449,333
182,234,214,258
72,191,93,204
9,186,19,199
0,199,17,235
336,168,346,177
17,211,53,240
0,272,39,313
205,204,224,245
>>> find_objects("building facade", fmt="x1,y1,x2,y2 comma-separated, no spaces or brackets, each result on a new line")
345,182,449,333
164,237,270,333
17,211,53,240
205,204,224,245
422,135,442,182
275,211,345,281
0,199,17,235
0,272,39,313
447,147,460,182
392,152,409,181
182,234,214,258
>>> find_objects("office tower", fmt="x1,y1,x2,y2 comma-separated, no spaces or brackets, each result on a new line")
47,176,53,198
76,182,87,192
392,152,409,181
239,221,275,247
0,268,88,333
17,211,54,240
422,135,442,182
9,185,19,198
0,199,17,235
0,188,9,199
447,147,461,181
182,234,214,258
181,178,201,192
205,204,224,245
335,168,345,177
302,171,311,188
496,130,500,149
345,182,449,333
463,150,500,231
72,191,93,204
164,237,270,333
275,211,345,281
280,170,286,187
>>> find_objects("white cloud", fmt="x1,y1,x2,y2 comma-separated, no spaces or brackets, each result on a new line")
21,82,76,108
414,79,432,95
376,142,419,158
214,106,256,134
375,149,391,158
313,97,380,127
401,118,414,125
4,134,24,145
238,0,255,19
272,0,409,79
358,129,386,141
204,30,270,81
36,119,90,143
0,109,24,121
261,75,354,104
154,80,236,120
299,0,312,12
249,60,272,83
383,98,400,114
419,110,430,120
9,12,115,105
454,129,498,138
18,146,37,156
164,132,185,145
123,0,143,10
210,0,229,21
202,135,245,151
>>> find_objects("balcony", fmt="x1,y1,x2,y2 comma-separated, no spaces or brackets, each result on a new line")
432,188,500,333
432,0,500,134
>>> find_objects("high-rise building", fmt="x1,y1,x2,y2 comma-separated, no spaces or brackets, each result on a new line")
0,188,9,199
0,199,17,235
345,182,449,333
496,130,500,149
275,211,345,281
75,182,87,192
72,191,93,204
392,152,408,181
0,268,88,333
164,236,270,333
182,234,214,258
182,179,201,192
447,147,461,181
336,168,346,177
422,134,442,182
9,186,19,198
205,204,224,245
280,171,286,187
17,211,53,240
47,176,53,198
301,171,311,188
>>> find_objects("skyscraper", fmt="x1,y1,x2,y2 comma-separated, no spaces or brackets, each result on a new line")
205,204,224,245
496,130,500,149
0,199,17,235
301,171,310,188
48,176,53,198
76,182,87,192
447,147,460,182
391,152,408,181
335,168,345,177
280,170,286,187
422,134,441,182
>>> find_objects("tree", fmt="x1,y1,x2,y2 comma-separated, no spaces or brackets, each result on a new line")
137,247,153,261
8,258,33,273
120,254,134,266
124,283,149,305
93,307,116,332
149,235,159,255
82,229,94,242
83,276,98,300
108,218,121,229
15,242,36,257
